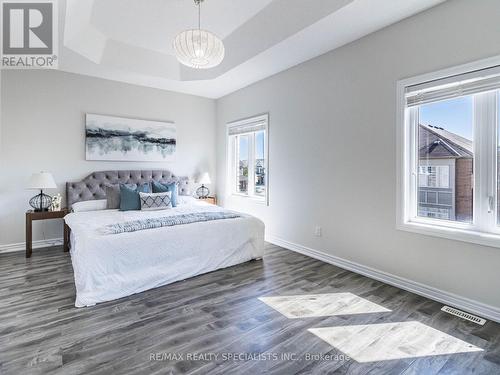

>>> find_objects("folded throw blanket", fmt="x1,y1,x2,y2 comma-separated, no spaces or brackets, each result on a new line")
100,211,241,234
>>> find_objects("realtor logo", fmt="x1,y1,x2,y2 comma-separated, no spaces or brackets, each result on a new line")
1,0,58,68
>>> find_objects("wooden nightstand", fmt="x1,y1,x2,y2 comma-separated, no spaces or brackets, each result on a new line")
25,209,70,258
199,196,217,205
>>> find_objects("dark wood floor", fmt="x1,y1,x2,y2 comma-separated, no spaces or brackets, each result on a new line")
1,244,499,375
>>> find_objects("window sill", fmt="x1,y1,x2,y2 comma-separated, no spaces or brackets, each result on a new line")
397,221,500,249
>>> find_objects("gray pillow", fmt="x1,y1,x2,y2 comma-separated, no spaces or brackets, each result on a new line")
105,184,137,209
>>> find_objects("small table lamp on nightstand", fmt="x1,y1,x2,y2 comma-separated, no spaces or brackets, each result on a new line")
196,172,211,199
27,172,57,212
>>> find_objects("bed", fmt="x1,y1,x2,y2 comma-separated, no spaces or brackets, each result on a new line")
65,170,265,307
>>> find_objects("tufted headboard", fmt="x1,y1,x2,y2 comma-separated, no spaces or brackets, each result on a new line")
66,170,190,208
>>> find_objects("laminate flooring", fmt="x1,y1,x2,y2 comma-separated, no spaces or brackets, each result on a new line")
1,244,499,374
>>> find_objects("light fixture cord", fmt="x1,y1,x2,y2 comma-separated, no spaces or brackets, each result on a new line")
198,0,201,30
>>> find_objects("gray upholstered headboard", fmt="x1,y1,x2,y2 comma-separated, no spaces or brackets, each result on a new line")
66,170,190,208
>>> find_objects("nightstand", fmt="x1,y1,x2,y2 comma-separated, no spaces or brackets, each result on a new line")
25,209,70,258
199,196,217,205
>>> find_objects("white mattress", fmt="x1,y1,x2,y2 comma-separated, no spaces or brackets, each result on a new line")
64,201,264,307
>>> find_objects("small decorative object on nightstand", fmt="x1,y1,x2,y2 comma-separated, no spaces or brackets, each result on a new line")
27,172,57,212
196,172,211,199
50,193,62,211
25,208,70,258
199,196,217,205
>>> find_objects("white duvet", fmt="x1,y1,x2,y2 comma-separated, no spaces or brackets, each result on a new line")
64,201,265,307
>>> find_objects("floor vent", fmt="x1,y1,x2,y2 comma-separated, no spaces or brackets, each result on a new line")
441,306,486,325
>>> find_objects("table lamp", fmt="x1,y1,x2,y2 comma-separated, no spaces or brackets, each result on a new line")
196,172,211,199
27,172,57,211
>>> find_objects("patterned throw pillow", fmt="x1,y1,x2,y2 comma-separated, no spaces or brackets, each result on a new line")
139,191,172,211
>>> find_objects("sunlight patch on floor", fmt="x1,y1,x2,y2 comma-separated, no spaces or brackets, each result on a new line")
308,321,483,363
258,292,391,318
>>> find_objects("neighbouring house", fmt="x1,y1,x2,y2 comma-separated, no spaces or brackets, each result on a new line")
256,160,265,185
238,160,248,192
238,159,266,194
418,124,473,222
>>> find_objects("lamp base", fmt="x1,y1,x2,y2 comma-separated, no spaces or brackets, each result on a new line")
29,191,52,212
196,185,210,199
33,207,50,212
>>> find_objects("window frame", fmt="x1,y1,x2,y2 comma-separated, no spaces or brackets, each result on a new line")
397,56,500,248
226,114,269,205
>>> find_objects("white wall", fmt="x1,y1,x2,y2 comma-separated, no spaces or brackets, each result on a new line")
0,70,216,248
216,0,500,312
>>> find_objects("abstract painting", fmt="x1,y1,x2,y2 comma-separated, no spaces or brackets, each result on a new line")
85,114,176,161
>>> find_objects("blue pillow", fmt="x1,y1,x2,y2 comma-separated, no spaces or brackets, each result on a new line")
152,181,178,207
119,183,150,211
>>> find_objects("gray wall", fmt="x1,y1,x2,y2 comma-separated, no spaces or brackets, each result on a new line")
0,70,216,248
216,0,500,309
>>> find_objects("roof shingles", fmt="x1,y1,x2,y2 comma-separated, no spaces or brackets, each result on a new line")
419,124,473,159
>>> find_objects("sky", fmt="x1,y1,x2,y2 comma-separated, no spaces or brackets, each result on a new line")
238,131,264,160
419,96,473,140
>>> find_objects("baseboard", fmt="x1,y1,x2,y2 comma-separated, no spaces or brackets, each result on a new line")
266,234,500,323
0,238,63,254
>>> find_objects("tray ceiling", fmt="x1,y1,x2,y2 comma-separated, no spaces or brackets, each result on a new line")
59,0,446,98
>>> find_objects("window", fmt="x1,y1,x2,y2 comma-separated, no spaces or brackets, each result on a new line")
254,130,266,197
398,59,500,247
227,114,268,203
418,166,450,189
237,134,249,194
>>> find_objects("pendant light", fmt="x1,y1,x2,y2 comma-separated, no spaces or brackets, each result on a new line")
173,0,225,69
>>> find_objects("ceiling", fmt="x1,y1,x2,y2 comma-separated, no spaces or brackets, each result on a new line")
59,0,446,98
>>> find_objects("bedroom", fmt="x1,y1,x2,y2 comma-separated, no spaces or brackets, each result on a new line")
1,0,500,374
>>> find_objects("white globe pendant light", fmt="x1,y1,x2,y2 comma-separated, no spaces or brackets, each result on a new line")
173,0,225,69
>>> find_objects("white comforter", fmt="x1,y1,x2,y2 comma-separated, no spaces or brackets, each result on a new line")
65,201,264,307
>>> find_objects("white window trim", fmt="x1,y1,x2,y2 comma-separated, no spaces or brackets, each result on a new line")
226,114,269,205
396,55,500,248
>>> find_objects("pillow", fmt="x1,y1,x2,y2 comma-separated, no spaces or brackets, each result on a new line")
151,181,178,207
177,195,198,206
178,179,192,196
72,199,108,212
119,183,150,211
139,191,172,211
105,183,137,209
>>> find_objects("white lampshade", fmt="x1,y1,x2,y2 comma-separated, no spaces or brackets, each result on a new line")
173,29,225,69
173,0,225,69
196,172,211,185
27,172,57,190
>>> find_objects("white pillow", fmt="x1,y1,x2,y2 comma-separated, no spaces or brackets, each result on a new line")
72,199,108,212
176,195,198,206
139,191,172,211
